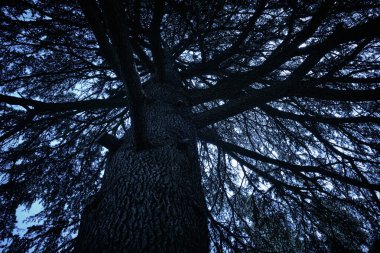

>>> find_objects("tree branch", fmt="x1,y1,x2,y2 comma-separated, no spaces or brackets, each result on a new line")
189,2,332,105
78,0,120,75
193,84,380,128
200,133,380,191
189,15,380,106
181,0,266,78
96,133,122,152
149,0,166,81
193,84,289,128
95,0,149,149
292,86,380,101
0,94,129,113
261,105,380,125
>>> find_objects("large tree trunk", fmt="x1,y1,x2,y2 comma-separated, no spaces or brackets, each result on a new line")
74,83,209,253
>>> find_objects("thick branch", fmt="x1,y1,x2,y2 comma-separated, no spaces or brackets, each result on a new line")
96,133,122,152
193,84,380,128
149,0,166,81
0,94,129,113
97,0,149,149
130,39,155,73
78,0,120,75
193,85,288,128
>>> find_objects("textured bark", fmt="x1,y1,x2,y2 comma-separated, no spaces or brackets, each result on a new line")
74,83,209,253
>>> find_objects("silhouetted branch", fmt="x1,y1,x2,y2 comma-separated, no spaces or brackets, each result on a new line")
0,94,129,113
96,133,122,152
200,133,380,191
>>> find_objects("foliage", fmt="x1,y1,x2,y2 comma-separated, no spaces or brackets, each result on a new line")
1,0,380,252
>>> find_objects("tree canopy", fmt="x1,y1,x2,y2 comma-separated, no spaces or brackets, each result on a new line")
1,0,380,252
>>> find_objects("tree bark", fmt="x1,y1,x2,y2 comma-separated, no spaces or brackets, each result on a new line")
74,83,209,253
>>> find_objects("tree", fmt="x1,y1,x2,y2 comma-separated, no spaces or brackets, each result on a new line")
1,0,380,252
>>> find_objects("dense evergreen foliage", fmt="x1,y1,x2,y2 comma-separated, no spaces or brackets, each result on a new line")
1,0,380,252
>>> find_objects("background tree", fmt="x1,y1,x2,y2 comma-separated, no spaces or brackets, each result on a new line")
1,0,380,252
